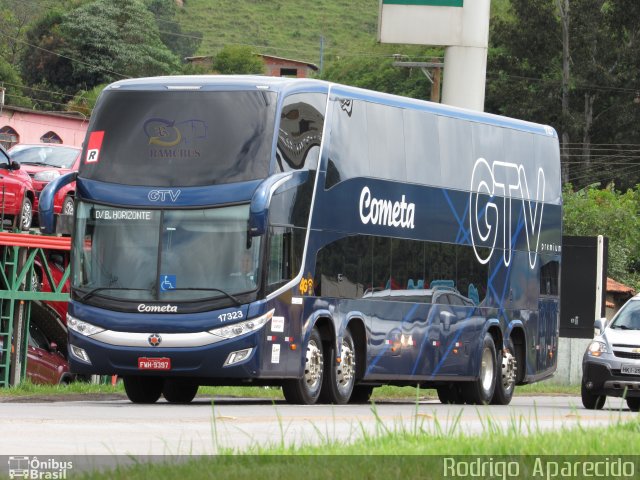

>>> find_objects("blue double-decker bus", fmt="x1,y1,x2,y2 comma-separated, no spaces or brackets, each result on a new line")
40,76,561,405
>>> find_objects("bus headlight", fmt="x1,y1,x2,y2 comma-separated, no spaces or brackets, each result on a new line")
209,309,274,339
67,314,105,337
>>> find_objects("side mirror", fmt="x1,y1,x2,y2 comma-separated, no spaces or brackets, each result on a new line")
248,171,308,236
594,318,606,336
49,342,58,353
9,161,20,171
39,171,77,233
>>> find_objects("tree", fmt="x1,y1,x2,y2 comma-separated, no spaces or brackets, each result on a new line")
58,0,180,89
487,0,640,190
321,53,434,101
0,56,32,108
212,45,265,75
145,0,203,61
563,183,640,289
19,10,74,95
67,83,107,117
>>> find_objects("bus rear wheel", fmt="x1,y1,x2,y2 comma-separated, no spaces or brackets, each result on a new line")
320,329,356,404
437,384,464,404
163,379,199,403
282,326,324,405
491,349,516,405
349,385,374,403
461,333,497,405
123,376,163,404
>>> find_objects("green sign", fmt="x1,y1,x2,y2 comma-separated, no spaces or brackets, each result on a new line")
383,0,464,6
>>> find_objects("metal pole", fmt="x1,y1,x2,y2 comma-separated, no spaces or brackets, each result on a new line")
595,235,604,322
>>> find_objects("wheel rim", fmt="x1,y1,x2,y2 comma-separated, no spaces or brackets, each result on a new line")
21,201,32,229
336,337,355,394
63,200,74,215
31,273,39,292
501,350,516,393
480,347,494,392
304,339,323,391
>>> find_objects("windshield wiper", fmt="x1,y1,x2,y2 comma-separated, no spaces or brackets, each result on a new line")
165,288,242,306
611,324,631,330
79,287,147,302
21,161,57,167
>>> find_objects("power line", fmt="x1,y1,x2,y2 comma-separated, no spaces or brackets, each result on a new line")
0,30,128,80
0,79,79,100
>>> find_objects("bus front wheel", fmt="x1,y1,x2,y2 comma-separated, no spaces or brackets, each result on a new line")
282,326,324,405
163,379,199,403
123,376,163,404
320,329,356,404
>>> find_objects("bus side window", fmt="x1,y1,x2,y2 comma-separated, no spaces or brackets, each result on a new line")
267,226,306,293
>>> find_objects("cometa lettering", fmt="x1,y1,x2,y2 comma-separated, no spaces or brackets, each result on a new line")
137,304,178,313
359,186,415,229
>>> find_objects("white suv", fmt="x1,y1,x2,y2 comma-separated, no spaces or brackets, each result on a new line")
581,293,640,411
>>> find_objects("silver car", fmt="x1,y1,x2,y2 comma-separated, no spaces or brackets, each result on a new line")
581,294,640,411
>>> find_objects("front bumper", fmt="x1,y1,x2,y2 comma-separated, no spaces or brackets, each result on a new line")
582,358,640,398
68,329,263,379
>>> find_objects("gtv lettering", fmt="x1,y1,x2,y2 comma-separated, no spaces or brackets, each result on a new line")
148,189,181,202
469,159,545,269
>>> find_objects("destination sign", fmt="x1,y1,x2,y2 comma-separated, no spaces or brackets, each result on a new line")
93,209,154,221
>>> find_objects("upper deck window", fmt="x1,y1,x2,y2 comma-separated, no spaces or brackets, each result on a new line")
80,89,277,187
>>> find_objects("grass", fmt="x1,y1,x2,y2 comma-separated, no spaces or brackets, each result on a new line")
0,381,579,399
175,0,513,68
178,0,383,62
76,409,640,479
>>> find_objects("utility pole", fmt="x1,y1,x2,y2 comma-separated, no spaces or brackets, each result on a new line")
392,58,443,103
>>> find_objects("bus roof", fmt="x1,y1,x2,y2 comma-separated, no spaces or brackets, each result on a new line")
106,75,556,138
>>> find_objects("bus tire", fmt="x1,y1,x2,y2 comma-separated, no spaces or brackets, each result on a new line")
163,379,199,404
437,384,464,404
320,329,356,404
491,349,516,405
461,333,497,405
282,326,324,405
123,376,163,404
349,385,374,404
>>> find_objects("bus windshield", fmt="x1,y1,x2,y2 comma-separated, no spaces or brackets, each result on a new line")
72,201,262,303
80,89,277,186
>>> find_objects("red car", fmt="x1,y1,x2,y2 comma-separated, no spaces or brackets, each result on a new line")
32,251,70,322
8,143,81,217
0,143,35,230
26,321,73,384
0,322,73,385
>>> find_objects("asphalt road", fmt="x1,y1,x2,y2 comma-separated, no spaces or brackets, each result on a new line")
0,395,636,458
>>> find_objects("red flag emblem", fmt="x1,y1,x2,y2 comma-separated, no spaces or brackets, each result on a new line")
85,131,105,163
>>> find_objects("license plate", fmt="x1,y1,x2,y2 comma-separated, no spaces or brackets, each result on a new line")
138,357,171,370
621,365,640,376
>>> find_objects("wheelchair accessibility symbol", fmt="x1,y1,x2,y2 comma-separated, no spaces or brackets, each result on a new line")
160,275,176,291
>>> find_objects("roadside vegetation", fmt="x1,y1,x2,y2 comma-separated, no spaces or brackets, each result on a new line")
0,381,579,399
75,413,640,479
